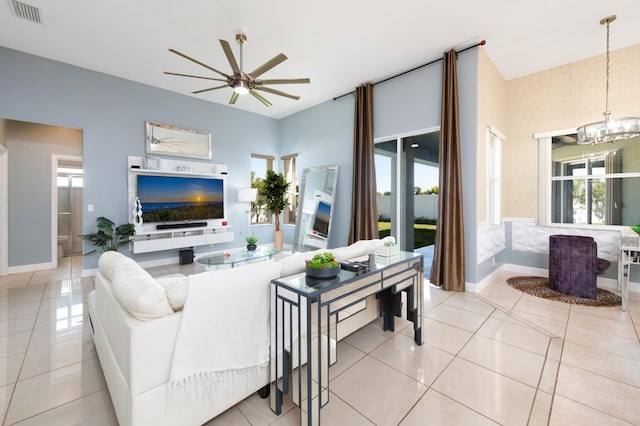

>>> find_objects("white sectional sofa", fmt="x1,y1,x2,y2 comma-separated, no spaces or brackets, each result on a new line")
88,238,393,426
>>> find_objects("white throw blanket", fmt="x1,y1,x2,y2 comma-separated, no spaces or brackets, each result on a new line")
169,260,282,403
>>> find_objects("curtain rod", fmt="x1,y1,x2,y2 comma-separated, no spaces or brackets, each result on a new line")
332,40,486,101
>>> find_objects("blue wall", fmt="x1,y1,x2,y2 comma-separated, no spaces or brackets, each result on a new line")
281,49,480,281
279,97,355,249
374,50,479,282
0,46,279,269
1,45,481,283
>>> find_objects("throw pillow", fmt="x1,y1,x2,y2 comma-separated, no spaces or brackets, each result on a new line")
156,274,188,311
111,262,174,320
98,251,136,281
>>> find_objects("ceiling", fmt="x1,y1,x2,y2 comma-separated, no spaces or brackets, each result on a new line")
1,0,639,119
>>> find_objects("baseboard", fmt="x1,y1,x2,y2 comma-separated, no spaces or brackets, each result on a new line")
466,264,508,293
503,264,549,277
8,261,56,274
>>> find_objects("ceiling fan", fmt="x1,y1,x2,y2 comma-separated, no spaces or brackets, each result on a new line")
164,34,310,107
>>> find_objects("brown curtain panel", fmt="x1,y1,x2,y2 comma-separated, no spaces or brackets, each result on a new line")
349,83,378,244
430,49,466,291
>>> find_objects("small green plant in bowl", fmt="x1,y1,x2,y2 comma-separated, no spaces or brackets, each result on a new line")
245,234,259,251
305,252,340,280
632,225,640,235
384,240,396,247
306,252,338,269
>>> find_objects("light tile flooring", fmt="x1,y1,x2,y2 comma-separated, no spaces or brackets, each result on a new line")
1,257,639,425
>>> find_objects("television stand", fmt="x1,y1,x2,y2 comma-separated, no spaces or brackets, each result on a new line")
130,224,233,254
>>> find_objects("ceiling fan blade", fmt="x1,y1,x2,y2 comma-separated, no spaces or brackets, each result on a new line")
256,78,310,85
249,89,272,107
192,84,229,94
164,71,227,82
219,39,241,75
168,48,231,79
248,53,287,79
229,92,239,105
254,86,300,100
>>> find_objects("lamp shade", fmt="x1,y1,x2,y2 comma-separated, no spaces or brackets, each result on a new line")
237,188,258,203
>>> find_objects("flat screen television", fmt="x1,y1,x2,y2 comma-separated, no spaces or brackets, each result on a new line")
136,174,225,224
310,200,331,239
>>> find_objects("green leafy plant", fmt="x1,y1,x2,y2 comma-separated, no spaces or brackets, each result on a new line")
305,252,339,269
632,225,640,235
245,234,259,245
384,240,396,247
80,216,135,254
259,170,290,232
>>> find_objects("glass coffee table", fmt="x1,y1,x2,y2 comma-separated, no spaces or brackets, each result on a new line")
197,248,279,268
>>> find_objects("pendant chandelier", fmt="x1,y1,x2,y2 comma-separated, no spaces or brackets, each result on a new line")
577,15,640,144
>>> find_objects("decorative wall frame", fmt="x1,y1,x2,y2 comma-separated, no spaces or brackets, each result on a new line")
145,121,212,160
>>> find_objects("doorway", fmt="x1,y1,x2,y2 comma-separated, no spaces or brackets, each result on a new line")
375,130,440,271
2,119,82,274
55,157,83,257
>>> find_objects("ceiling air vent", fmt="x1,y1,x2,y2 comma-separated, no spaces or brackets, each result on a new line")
10,0,42,24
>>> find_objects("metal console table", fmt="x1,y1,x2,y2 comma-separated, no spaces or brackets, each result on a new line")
270,252,423,426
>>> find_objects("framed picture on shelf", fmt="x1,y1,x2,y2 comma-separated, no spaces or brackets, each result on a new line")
145,121,212,160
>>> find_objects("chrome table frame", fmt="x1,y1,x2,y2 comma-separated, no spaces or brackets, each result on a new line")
270,252,423,425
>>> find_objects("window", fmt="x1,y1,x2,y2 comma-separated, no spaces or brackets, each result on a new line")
250,154,274,224
281,153,298,225
544,134,640,226
487,126,503,226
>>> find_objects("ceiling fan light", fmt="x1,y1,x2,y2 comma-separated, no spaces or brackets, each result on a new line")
233,80,249,95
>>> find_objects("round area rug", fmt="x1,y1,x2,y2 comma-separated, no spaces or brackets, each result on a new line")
506,276,621,307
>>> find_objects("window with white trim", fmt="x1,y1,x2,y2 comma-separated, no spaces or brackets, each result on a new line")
250,154,274,224
487,126,503,226
281,153,298,225
548,134,640,226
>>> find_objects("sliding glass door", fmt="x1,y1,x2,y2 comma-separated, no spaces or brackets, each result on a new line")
375,131,439,255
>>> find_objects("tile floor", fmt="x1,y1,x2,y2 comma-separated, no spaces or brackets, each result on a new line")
0,257,639,425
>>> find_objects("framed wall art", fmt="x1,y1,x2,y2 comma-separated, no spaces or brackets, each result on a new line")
145,121,212,160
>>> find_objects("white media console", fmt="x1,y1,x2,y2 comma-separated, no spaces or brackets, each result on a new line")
127,156,234,254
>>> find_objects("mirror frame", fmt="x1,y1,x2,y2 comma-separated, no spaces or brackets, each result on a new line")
293,164,339,252
145,121,212,160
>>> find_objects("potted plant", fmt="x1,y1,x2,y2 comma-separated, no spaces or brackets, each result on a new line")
259,170,289,250
81,216,136,254
245,234,258,251
305,251,340,279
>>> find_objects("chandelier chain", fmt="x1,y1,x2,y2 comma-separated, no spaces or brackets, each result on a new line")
604,18,610,120
577,14,640,144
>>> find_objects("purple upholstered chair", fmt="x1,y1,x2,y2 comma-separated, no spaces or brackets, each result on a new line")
548,235,610,300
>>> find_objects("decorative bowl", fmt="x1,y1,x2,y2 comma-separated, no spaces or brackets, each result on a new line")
305,265,340,280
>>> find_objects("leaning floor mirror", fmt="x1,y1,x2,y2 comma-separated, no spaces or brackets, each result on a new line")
293,165,338,252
